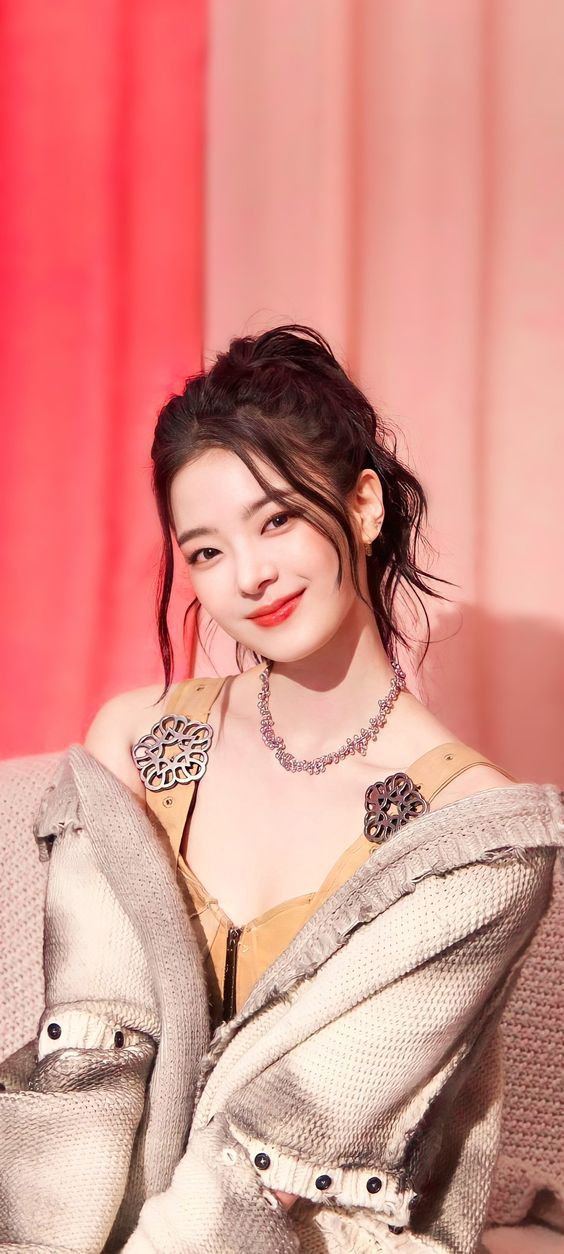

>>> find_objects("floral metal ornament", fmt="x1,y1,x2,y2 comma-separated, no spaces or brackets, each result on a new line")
131,715,214,793
364,771,429,843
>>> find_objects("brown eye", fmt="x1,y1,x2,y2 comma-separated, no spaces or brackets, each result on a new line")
187,547,220,566
265,511,295,530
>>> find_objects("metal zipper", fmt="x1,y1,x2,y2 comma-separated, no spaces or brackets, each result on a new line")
223,925,242,1022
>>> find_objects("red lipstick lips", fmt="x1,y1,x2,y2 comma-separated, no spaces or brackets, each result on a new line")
246,590,304,627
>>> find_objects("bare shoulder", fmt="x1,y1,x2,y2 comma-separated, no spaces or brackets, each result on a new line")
83,682,176,798
432,763,516,811
395,694,517,810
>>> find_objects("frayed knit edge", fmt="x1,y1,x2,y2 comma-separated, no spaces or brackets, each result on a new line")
196,788,563,1089
32,758,83,860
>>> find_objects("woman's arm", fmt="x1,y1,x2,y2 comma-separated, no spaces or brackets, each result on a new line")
83,685,164,798
224,852,555,1249
123,847,556,1253
0,745,210,1252
0,755,160,1250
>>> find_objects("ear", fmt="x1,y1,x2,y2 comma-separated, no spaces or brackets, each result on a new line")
347,469,384,547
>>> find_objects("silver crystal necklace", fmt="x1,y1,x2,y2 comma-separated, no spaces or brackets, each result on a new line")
257,658,407,775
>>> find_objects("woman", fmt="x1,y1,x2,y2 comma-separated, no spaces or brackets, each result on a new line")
87,322,517,1027
2,325,563,1253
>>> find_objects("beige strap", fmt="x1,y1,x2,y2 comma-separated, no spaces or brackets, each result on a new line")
146,681,516,872
408,741,516,803
144,675,228,868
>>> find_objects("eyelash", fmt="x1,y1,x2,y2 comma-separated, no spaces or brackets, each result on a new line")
186,511,297,566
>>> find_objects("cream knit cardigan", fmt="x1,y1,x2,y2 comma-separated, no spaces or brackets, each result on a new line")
1,746,563,1254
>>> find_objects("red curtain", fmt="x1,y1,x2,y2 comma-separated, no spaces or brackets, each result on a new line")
0,1,206,756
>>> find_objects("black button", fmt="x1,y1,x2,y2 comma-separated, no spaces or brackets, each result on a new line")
114,1030,124,1048
315,1174,332,1190
366,1176,382,1193
254,1152,271,1170
389,1226,404,1234
0,1082,6,1091
47,1022,62,1040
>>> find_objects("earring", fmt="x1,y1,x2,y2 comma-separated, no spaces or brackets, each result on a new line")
364,539,373,557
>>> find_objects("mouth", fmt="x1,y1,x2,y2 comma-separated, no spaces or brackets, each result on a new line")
246,590,305,627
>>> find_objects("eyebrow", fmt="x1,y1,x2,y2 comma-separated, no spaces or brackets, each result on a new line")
176,491,287,547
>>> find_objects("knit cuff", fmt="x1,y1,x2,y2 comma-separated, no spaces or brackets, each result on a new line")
37,1006,149,1059
228,1122,415,1226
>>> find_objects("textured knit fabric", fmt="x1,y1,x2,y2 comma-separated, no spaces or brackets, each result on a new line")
0,753,57,1057
0,748,210,1252
155,673,514,1026
486,852,564,1228
0,746,562,1253
170,741,510,1026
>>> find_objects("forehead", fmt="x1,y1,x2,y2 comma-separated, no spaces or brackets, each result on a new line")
170,448,288,528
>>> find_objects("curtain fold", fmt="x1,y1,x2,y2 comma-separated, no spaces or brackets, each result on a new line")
201,0,564,783
0,0,207,755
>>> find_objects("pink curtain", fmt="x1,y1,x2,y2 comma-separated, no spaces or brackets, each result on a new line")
200,0,564,785
0,0,206,756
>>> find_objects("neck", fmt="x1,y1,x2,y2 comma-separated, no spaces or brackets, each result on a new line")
264,602,407,760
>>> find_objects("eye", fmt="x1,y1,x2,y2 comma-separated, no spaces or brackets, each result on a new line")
186,511,297,566
264,511,296,531
186,546,220,566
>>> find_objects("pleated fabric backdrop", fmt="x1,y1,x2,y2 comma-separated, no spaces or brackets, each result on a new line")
0,0,206,755
198,0,564,785
1,0,563,786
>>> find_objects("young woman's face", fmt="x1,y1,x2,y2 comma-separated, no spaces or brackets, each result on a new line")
170,448,365,663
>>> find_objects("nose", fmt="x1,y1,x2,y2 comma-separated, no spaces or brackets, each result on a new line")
235,548,278,599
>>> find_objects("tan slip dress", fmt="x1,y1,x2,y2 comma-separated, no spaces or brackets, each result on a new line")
143,671,515,1030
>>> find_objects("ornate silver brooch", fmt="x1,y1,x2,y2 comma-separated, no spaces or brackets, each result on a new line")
131,715,214,793
364,771,429,843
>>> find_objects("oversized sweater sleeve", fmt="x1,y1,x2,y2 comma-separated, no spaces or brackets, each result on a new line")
123,847,556,1254
0,752,209,1253
0,828,156,1248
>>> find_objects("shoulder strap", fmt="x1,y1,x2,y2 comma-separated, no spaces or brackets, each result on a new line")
144,675,228,869
408,741,516,803
146,682,516,868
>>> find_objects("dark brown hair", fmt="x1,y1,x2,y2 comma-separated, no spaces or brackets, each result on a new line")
151,324,451,694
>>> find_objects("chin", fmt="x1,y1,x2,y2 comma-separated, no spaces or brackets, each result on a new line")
244,625,341,665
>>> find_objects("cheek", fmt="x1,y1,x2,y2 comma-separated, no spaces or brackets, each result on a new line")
187,566,230,621
295,527,341,578
306,534,353,596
